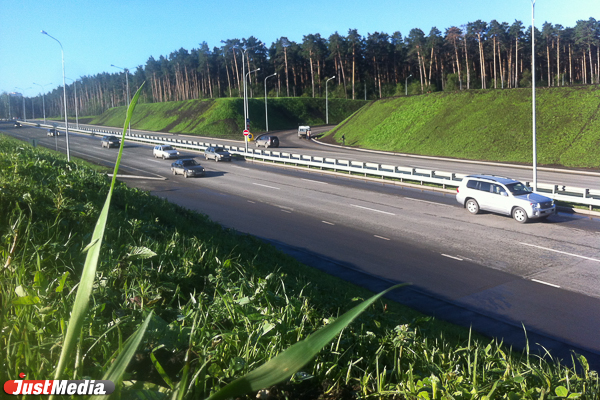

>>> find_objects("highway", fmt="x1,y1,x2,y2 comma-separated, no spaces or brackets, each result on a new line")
3,121,600,369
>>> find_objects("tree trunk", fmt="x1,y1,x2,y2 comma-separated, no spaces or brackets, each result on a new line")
463,38,470,89
352,46,356,100
284,47,290,97
515,38,519,87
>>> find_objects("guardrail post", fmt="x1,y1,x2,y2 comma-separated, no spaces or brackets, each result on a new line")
584,189,590,198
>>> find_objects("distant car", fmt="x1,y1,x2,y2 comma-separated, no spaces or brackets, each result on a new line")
204,146,232,162
255,135,280,148
153,145,179,159
456,174,556,223
47,128,59,136
171,159,206,178
14,121,21,128
101,135,120,148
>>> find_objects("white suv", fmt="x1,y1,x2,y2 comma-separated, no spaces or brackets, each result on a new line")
153,145,179,159
456,175,555,223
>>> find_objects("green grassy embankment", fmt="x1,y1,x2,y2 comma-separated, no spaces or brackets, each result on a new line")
1,135,599,399
324,86,600,169
81,98,367,139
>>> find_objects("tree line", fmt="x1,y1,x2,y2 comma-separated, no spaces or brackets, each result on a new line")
2,17,599,120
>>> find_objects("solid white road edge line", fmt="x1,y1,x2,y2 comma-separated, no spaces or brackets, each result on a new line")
520,242,600,263
322,221,335,225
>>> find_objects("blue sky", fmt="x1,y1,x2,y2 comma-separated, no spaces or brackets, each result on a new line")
1,0,597,97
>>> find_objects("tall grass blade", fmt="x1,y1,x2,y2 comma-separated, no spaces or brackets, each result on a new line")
207,283,407,400
87,311,154,400
52,83,145,383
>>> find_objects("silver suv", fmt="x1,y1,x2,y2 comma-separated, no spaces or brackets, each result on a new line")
456,175,555,223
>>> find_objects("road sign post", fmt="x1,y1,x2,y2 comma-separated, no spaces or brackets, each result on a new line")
243,129,250,153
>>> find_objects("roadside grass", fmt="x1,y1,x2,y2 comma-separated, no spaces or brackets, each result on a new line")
1,134,599,399
327,86,600,169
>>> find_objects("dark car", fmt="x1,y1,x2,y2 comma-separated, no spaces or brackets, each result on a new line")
47,128,59,136
101,135,121,148
14,121,21,128
171,159,206,178
204,146,232,162
255,135,280,148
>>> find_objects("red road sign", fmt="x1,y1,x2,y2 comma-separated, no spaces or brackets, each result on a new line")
243,130,250,136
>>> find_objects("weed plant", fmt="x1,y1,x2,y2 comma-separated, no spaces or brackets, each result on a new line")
1,131,599,398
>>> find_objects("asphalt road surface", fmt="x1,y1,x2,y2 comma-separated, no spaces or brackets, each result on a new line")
4,121,600,369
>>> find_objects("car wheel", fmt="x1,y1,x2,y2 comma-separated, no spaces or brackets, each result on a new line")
255,142,259,147
215,157,219,162
512,207,529,223
162,155,166,160
466,199,480,215
172,169,176,175
184,171,190,178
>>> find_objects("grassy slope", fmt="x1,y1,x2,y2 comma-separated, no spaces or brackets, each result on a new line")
327,86,600,168
83,98,368,139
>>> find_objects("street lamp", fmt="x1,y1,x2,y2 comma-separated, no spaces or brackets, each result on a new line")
222,41,261,153
531,0,537,191
326,76,335,125
41,30,70,162
33,82,52,123
246,68,260,98
66,78,79,129
405,75,413,96
111,64,131,133
15,87,30,121
264,73,277,132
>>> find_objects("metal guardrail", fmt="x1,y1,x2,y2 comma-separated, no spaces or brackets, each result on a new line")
22,121,600,210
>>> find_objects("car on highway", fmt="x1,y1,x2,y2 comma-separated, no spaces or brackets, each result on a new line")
153,144,179,159
171,159,206,178
456,174,556,223
204,146,232,162
14,121,21,128
255,135,280,148
47,128,59,136
101,135,121,148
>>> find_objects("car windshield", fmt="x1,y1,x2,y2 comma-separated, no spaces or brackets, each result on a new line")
181,160,198,167
163,146,174,151
505,182,532,196
214,147,225,152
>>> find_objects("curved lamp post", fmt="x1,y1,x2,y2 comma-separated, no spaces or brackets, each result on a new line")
33,82,52,123
264,73,277,132
111,64,131,134
41,30,70,161
222,41,261,152
405,75,413,96
326,76,335,125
